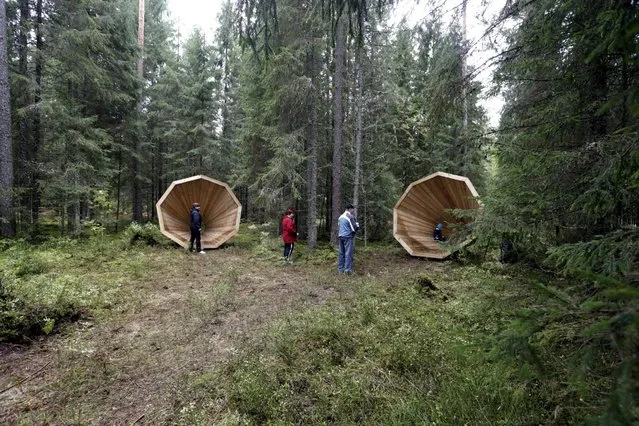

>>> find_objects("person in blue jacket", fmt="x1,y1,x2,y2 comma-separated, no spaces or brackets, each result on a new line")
189,202,205,254
337,203,360,274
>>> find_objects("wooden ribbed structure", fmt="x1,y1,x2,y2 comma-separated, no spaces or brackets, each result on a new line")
156,175,241,249
393,172,480,259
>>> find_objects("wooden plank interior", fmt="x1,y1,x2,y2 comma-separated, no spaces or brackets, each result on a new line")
393,172,480,259
156,175,241,249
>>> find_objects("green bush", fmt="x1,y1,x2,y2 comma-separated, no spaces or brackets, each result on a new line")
0,235,133,342
123,222,167,247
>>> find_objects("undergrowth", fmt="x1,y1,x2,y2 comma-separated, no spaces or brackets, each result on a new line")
1,224,635,424
0,225,159,342
174,260,636,425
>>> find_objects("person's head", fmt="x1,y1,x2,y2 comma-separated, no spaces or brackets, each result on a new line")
193,202,200,210
436,223,443,230
286,208,294,217
345,203,355,213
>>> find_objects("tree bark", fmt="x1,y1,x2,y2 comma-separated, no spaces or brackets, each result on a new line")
0,0,15,237
461,0,468,175
156,138,163,221
17,0,30,226
353,44,363,215
306,39,318,250
116,148,122,232
31,0,43,230
132,0,145,222
330,15,346,245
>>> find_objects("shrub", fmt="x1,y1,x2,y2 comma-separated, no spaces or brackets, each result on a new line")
123,222,167,247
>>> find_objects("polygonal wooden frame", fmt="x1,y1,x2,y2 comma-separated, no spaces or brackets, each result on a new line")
156,175,242,249
393,172,480,259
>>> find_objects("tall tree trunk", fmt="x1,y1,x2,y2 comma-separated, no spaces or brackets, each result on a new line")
306,40,318,250
132,0,145,222
156,138,163,220
31,0,43,230
330,14,346,245
0,0,15,237
148,159,154,219
352,44,363,215
461,0,468,174
60,202,65,236
74,192,81,234
115,148,122,232
17,0,30,227
323,35,332,236
221,40,231,178
137,0,145,81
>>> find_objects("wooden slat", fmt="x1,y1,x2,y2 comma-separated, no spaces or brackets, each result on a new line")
393,172,480,259
156,175,241,249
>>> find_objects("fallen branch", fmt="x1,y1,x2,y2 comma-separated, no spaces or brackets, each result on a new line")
0,361,51,396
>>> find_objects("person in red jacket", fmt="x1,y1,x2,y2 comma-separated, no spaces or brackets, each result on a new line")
281,209,297,263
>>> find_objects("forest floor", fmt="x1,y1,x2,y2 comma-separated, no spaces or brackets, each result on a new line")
0,234,440,424
0,226,611,424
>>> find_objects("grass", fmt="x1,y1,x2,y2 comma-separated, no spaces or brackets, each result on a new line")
0,237,147,341
179,266,548,425
0,224,634,424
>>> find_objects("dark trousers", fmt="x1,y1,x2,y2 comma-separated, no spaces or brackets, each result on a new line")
284,242,294,260
190,228,201,252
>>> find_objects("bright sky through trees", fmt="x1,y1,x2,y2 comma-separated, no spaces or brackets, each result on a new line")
167,0,222,39
166,0,504,126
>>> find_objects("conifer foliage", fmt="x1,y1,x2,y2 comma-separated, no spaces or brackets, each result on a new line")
479,1,639,421
1,0,489,242
0,0,637,421
482,0,638,273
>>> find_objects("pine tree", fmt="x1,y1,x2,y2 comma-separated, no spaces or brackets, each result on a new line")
130,0,145,223
0,0,14,237
214,1,243,180
180,29,218,175
40,0,138,234
481,2,639,419
14,0,31,228
486,0,639,265
140,0,177,214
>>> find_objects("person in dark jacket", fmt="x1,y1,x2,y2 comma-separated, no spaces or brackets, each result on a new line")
190,202,204,254
433,223,446,242
281,208,297,263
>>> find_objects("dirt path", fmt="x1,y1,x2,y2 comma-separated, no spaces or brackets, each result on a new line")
0,247,436,424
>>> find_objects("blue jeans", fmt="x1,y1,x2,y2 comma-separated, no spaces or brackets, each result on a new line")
338,236,355,273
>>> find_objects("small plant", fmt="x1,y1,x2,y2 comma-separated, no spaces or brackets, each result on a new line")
251,231,281,259
123,222,166,247
42,317,56,335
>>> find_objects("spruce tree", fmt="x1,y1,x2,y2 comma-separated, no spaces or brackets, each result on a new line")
487,0,639,267
180,29,217,176
0,0,14,237
40,0,137,234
